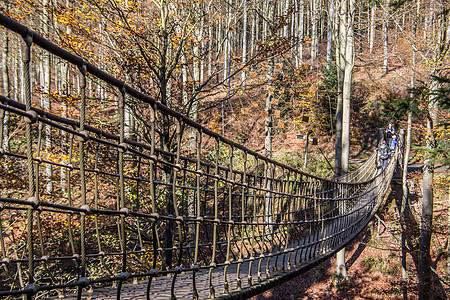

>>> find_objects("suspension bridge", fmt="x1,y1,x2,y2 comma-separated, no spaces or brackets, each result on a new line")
0,13,401,300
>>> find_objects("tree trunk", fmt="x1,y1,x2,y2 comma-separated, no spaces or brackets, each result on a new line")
294,0,299,68
334,0,345,277
447,14,450,279
334,0,346,178
97,16,105,101
208,14,213,77
200,32,205,85
179,51,196,234
356,3,360,52
419,102,435,300
262,0,268,42
264,0,276,234
419,62,441,299
447,14,450,44
159,1,175,270
336,249,347,279
60,0,72,195
19,44,24,103
250,6,256,68
241,0,248,87
222,6,232,135
326,0,335,69
1,22,10,151
283,0,289,38
419,3,447,295
369,5,376,54
310,0,318,69
401,112,411,285
341,0,354,175
383,0,388,73
402,38,413,283
403,1,419,287
190,16,203,227
217,19,222,84
305,1,310,40
265,0,275,160
42,0,52,193
448,185,450,277
335,0,355,281
297,0,304,67
124,101,134,140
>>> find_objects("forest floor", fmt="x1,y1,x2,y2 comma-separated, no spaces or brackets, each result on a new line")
251,161,450,300
252,228,416,300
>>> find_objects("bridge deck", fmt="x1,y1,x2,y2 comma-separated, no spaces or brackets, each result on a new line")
61,243,316,299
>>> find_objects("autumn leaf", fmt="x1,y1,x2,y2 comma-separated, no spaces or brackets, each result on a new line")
274,110,281,118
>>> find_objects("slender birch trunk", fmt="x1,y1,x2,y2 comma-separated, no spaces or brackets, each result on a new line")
241,0,248,87
250,7,256,68
297,0,304,67
369,5,376,54
310,0,318,68
222,5,232,135
383,0,388,73
326,0,335,69
341,0,355,176
2,23,10,151
42,0,52,193
265,0,276,235
208,8,213,77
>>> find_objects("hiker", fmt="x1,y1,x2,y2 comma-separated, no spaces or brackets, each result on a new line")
385,123,395,146
377,140,390,171
390,134,397,151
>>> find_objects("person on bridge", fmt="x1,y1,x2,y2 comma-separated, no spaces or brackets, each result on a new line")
390,134,398,151
385,123,395,147
377,140,390,171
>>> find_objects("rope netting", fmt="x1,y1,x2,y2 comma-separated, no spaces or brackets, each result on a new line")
0,13,400,300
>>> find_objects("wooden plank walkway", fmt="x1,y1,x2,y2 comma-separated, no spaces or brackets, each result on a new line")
59,223,339,299
62,248,307,299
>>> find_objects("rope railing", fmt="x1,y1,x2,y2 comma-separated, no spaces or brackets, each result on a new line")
0,13,400,300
